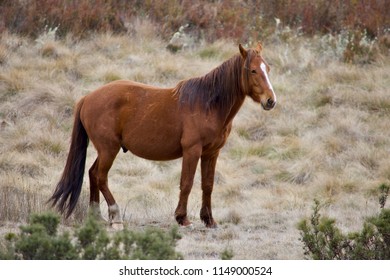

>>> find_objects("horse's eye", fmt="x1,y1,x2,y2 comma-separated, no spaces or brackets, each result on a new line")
251,69,257,74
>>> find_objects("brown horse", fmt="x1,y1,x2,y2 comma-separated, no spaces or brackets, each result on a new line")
50,42,276,228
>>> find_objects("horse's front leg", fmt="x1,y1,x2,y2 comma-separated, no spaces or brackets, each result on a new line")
175,145,202,227
200,152,219,228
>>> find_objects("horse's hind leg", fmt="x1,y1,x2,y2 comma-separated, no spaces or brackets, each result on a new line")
93,147,123,229
88,158,106,222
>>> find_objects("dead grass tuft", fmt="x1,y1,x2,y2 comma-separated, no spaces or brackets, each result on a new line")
221,210,242,226
0,44,9,65
0,179,47,222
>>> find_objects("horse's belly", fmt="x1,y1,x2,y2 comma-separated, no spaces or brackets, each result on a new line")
130,146,182,161
122,124,183,161
125,140,183,161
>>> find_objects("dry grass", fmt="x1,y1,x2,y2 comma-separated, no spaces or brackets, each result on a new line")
0,27,389,259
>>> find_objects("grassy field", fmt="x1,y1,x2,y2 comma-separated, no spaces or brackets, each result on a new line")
0,24,389,259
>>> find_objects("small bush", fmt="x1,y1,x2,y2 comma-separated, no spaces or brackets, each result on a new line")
342,29,379,64
0,213,77,260
220,248,234,260
0,212,183,260
298,184,390,260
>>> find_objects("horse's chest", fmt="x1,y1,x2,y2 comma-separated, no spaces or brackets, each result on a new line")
203,124,232,152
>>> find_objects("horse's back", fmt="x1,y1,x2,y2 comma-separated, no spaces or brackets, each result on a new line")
83,80,168,104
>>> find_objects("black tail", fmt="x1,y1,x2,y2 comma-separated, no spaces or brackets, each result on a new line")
49,98,89,218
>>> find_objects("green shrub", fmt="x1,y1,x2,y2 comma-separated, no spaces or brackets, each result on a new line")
0,212,183,260
220,248,234,260
0,212,77,260
298,184,390,259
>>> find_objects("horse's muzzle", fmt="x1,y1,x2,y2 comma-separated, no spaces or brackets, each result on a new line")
262,98,276,110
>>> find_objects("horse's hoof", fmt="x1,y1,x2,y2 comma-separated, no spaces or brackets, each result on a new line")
206,222,218,229
176,215,192,227
180,223,194,229
111,222,124,231
202,217,218,229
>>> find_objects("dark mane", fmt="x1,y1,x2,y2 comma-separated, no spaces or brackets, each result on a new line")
175,51,253,115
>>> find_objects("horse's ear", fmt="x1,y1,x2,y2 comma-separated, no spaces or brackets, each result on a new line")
256,41,263,53
239,44,247,59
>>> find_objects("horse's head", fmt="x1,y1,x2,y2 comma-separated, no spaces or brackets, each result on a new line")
239,42,276,111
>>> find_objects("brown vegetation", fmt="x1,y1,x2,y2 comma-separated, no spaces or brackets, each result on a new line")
1,0,389,41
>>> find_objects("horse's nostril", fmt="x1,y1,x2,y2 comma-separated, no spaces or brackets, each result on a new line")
267,98,275,107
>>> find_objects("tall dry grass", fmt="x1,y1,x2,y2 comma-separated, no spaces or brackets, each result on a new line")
0,22,389,258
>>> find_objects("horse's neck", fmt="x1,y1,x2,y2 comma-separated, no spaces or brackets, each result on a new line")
221,57,247,126
222,91,246,127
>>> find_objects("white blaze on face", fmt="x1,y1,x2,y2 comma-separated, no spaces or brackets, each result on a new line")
260,62,276,102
